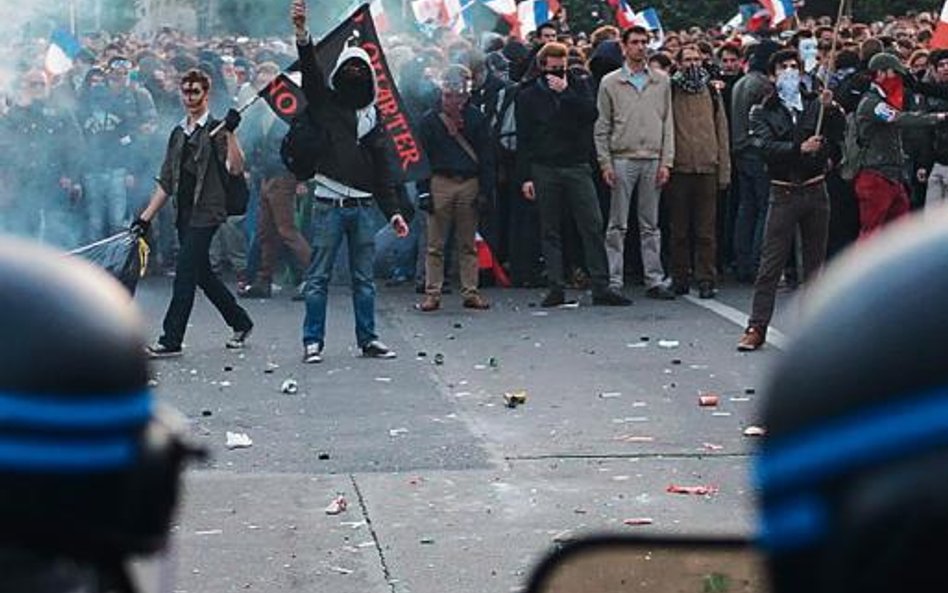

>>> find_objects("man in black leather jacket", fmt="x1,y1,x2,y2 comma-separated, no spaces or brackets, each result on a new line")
738,49,844,352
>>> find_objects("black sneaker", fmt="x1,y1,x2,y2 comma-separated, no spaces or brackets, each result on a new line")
698,282,717,299
226,325,253,349
239,283,271,299
592,289,633,306
146,342,182,359
646,285,676,300
362,340,396,359
541,288,566,308
303,342,323,364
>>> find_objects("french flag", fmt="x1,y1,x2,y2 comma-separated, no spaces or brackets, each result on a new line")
759,0,795,25
615,0,637,29
516,0,559,36
933,0,948,49
44,27,81,77
632,7,662,31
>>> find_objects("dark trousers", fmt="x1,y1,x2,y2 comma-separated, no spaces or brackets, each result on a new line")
733,153,771,280
667,173,718,286
160,225,252,348
509,185,543,287
532,163,608,290
748,182,830,329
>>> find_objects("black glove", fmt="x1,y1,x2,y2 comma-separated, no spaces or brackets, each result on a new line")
417,192,433,214
130,217,150,238
223,108,242,132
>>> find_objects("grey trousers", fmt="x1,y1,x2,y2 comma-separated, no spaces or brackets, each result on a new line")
606,158,665,289
748,182,830,328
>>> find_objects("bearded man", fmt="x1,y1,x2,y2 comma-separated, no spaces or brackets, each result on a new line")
667,44,731,299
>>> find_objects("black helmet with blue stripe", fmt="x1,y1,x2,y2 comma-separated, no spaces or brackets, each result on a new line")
0,237,201,583
756,210,948,593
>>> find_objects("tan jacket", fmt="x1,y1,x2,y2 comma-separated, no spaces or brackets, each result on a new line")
671,86,731,187
594,65,675,170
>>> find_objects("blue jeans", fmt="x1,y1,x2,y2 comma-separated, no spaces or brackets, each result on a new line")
733,153,771,280
84,168,128,241
302,201,378,348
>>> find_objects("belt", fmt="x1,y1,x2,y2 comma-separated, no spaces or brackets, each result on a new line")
433,171,477,181
315,196,374,208
771,174,826,188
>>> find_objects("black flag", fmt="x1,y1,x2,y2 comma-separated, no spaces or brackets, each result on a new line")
259,72,307,124
307,3,431,183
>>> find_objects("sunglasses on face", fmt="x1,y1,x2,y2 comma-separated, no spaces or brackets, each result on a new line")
180,87,204,96
109,60,133,70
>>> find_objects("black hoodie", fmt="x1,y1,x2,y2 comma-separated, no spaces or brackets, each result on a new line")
296,39,401,219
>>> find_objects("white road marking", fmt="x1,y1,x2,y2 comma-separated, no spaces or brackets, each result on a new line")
682,295,789,350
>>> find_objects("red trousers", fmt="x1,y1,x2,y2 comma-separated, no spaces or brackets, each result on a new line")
853,170,909,239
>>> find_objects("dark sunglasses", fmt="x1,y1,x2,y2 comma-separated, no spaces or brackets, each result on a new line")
180,87,204,96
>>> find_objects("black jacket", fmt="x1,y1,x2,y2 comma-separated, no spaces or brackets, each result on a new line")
515,72,598,182
749,92,844,184
296,39,400,219
418,105,495,198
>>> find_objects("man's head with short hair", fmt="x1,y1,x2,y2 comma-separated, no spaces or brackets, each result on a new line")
536,22,558,46
768,48,801,77
622,26,650,65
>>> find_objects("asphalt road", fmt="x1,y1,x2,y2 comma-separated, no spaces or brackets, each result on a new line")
133,276,801,593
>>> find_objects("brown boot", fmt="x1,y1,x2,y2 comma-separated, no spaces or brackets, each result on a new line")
737,326,766,352
415,295,441,312
462,294,490,310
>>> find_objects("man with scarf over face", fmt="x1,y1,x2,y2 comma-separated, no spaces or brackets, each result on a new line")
737,49,845,352
853,53,948,238
292,0,410,364
667,45,731,300
517,42,630,308
416,65,494,312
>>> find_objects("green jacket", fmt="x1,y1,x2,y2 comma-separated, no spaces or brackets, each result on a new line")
856,84,942,182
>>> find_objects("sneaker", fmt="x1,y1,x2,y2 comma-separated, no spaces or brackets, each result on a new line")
462,294,490,310
239,282,272,299
415,295,441,312
225,324,253,349
362,340,397,359
698,281,717,300
592,289,633,306
292,282,306,302
541,288,566,308
146,342,182,359
737,326,766,352
646,285,676,300
303,342,323,364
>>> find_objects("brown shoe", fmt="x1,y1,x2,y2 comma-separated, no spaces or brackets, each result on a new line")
737,326,766,351
415,295,441,312
462,294,490,310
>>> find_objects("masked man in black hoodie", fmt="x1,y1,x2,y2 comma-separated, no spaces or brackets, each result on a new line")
292,0,410,364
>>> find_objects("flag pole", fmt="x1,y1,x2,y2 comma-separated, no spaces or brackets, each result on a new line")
209,95,262,137
815,0,846,136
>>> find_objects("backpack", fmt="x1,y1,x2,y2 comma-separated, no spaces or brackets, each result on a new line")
280,111,328,181
839,111,865,182
209,123,250,216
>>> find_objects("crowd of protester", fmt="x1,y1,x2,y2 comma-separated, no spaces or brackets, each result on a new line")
1,7,946,314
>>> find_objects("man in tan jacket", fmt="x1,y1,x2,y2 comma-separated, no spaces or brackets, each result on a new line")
595,26,676,300
667,44,731,299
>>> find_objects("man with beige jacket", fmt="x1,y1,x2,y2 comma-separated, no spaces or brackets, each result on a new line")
595,25,676,300
667,44,731,299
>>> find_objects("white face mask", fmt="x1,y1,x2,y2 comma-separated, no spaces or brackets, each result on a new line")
776,69,803,112
799,39,819,72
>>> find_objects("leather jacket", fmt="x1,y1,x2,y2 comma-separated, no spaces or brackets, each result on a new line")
749,91,844,184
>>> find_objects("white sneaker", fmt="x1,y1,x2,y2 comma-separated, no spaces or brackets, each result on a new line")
303,342,323,363
361,340,396,359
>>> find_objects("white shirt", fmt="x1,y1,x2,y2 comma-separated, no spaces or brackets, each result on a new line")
179,110,210,137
